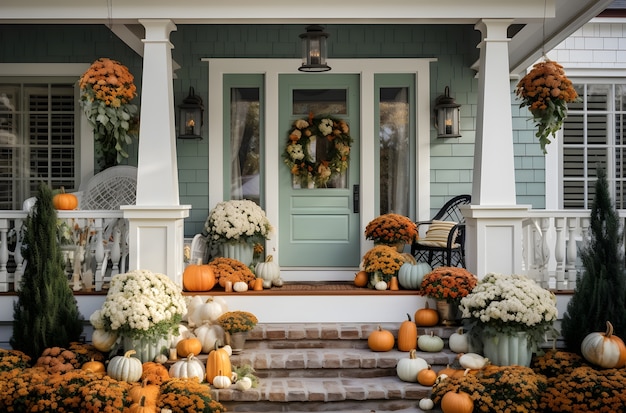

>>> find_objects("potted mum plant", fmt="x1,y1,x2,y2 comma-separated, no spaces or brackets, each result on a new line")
361,245,406,289
365,213,418,251
203,199,272,266
460,273,558,367
418,266,478,325
90,269,187,362
217,311,259,354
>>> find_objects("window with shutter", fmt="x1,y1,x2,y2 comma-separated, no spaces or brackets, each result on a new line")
0,82,77,209
562,82,626,209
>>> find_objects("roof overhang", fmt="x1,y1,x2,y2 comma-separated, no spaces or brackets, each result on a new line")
0,0,614,73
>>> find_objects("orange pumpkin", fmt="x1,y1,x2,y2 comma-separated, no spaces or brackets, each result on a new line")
206,345,232,384
397,313,418,352
52,187,78,210
176,337,203,358
414,302,439,327
182,260,217,291
81,358,106,374
354,271,368,287
441,389,474,413
141,361,170,385
417,364,437,386
129,379,160,407
128,395,155,413
367,325,395,352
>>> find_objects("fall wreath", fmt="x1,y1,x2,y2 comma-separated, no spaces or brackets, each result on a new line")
283,114,352,188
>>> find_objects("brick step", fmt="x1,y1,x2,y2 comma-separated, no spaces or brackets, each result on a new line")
230,348,457,377
212,376,437,412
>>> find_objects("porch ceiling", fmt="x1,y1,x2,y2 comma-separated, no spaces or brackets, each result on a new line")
0,0,613,74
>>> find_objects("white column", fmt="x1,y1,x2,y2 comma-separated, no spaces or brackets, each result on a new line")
122,19,190,285
464,19,530,277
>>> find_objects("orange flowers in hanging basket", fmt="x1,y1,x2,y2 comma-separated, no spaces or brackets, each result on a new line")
515,60,579,154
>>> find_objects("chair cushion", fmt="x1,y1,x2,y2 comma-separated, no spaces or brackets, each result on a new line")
417,220,460,248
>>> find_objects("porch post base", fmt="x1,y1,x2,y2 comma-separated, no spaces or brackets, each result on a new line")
462,204,530,277
121,205,190,286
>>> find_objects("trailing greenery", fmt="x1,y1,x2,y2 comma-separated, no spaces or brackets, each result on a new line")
10,183,83,361
561,167,626,352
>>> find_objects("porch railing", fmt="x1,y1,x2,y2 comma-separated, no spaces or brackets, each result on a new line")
0,210,127,293
0,207,608,294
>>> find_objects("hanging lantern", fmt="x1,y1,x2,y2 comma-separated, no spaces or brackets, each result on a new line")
298,25,331,72
434,86,461,138
178,87,204,139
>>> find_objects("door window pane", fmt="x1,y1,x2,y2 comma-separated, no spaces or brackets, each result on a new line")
292,89,347,115
230,87,261,204
379,87,410,215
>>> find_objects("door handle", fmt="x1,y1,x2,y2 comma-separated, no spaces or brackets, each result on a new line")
353,184,360,213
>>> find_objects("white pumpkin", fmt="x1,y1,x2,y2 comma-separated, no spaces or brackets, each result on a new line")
107,350,143,382
448,327,469,353
194,323,226,353
213,374,232,389
91,328,119,352
184,295,205,323
235,376,253,391
419,398,435,411
418,332,444,352
233,281,249,292
188,296,228,326
374,281,388,291
169,353,206,381
581,321,626,368
459,352,489,370
396,349,428,382
255,255,282,288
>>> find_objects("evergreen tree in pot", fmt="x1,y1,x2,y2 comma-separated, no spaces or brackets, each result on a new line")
10,183,84,360
561,166,626,352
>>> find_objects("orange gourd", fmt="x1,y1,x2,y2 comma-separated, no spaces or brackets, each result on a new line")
354,271,368,287
437,364,464,378
183,259,217,291
414,302,439,327
206,344,232,384
176,337,203,358
397,313,418,352
417,364,437,386
141,361,170,385
367,325,395,352
441,389,474,413
52,187,78,210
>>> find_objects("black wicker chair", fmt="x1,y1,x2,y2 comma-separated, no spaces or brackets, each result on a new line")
410,194,471,268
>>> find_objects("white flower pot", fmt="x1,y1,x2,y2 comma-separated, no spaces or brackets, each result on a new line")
482,331,533,367
122,335,170,363
220,242,254,266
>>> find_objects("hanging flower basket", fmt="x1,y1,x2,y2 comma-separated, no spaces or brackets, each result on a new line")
515,60,579,154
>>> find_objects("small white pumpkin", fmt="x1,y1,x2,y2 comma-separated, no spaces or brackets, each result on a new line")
188,296,228,326
235,376,253,391
221,344,233,357
448,327,469,353
169,353,206,381
374,280,388,291
417,331,444,352
459,352,490,370
396,349,428,382
419,398,435,411
255,255,281,288
213,373,232,389
233,281,249,292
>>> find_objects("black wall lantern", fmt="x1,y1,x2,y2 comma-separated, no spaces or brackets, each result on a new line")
178,87,204,140
298,25,331,72
434,86,461,138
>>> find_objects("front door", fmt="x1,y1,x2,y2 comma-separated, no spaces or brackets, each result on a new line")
278,74,360,267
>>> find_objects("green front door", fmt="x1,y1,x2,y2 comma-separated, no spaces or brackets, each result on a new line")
278,74,360,267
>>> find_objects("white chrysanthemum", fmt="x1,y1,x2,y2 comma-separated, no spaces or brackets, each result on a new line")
319,118,333,136
205,199,272,245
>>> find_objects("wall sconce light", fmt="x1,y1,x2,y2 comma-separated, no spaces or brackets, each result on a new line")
434,86,461,138
178,87,204,140
298,25,331,72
